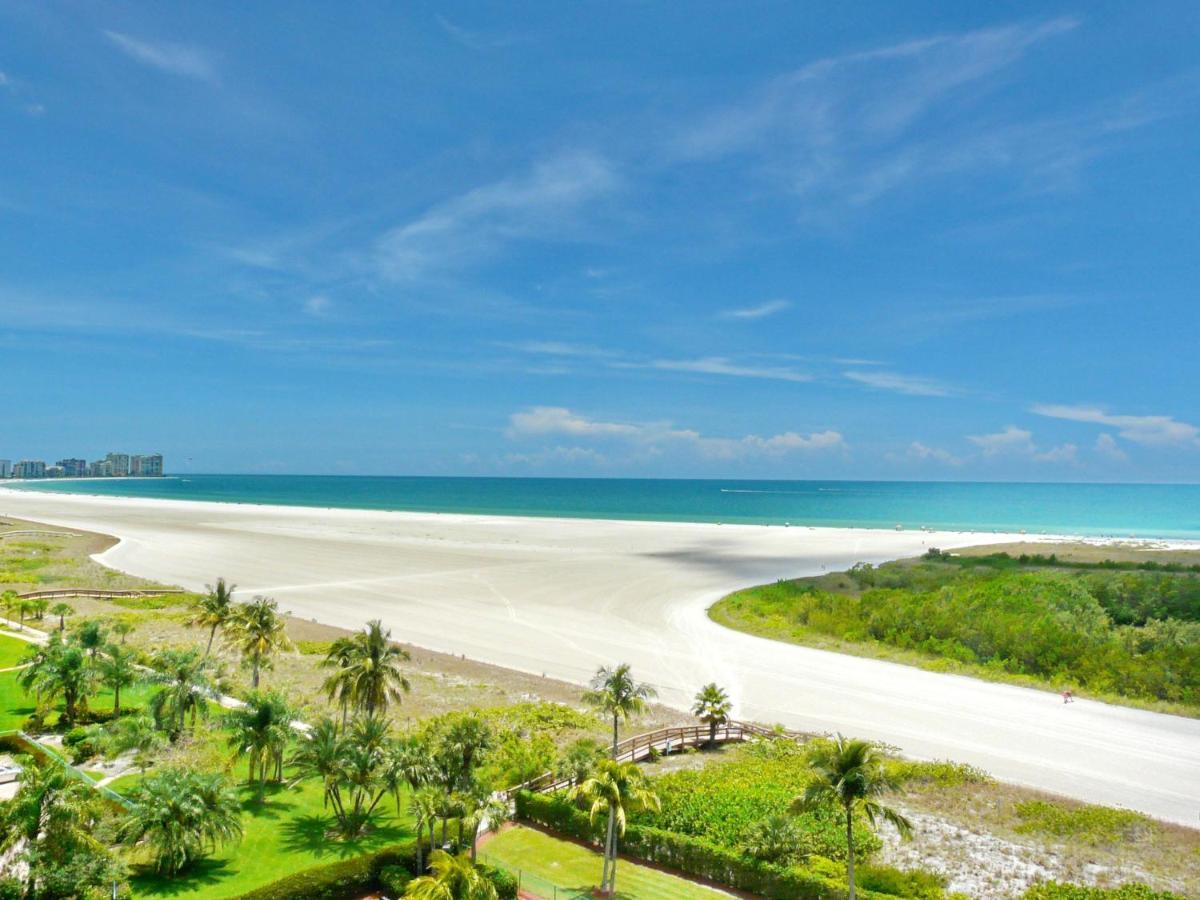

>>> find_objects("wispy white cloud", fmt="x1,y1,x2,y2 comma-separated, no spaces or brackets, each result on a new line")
500,341,616,359
843,369,954,397
103,30,216,81
1031,403,1200,448
503,446,606,467
906,441,963,466
304,295,331,317
720,300,791,320
436,15,525,50
1094,433,1128,462
506,406,844,460
375,151,618,281
968,425,1076,463
647,357,812,383
0,69,46,116
668,17,1190,218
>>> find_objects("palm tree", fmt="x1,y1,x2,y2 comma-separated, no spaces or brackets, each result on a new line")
226,691,294,798
28,597,49,621
102,714,167,772
405,850,497,900
18,633,94,724
570,758,660,897
740,813,801,865
148,647,213,739
50,601,74,632
691,682,733,745
226,595,293,689
582,663,657,756
119,768,243,876
791,736,913,900
73,619,107,658
112,620,135,644
15,597,37,630
0,590,18,628
190,577,237,659
410,787,442,874
556,736,606,787
288,716,346,815
462,788,509,863
321,619,410,720
96,642,139,715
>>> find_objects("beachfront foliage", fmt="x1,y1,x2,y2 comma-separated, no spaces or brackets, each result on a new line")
119,767,243,876
635,740,882,861
715,556,1200,708
582,662,657,753
792,735,912,900
319,618,411,719
226,595,293,689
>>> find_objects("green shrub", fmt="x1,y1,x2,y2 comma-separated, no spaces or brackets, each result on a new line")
635,740,879,861
478,863,518,900
0,877,22,900
515,791,886,899
231,840,418,900
294,640,334,655
1013,801,1155,844
858,863,946,898
1021,883,1182,899
378,864,412,895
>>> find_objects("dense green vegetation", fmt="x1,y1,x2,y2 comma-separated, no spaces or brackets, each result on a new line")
481,825,723,898
635,740,881,862
712,550,1200,709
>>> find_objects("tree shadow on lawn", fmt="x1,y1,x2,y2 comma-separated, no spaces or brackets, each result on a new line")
128,858,234,897
279,813,414,860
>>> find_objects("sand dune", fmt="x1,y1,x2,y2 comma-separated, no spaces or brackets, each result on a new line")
2,487,1197,825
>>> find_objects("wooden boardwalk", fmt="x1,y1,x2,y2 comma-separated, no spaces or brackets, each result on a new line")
504,720,807,798
15,587,184,601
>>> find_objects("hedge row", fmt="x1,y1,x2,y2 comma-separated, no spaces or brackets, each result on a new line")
1022,884,1183,900
229,838,519,900
515,790,887,900
231,841,419,900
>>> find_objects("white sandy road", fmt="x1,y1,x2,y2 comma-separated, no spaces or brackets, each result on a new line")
1,487,1197,826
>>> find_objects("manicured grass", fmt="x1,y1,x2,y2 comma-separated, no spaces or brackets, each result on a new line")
126,776,415,899
480,826,724,899
0,668,162,732
0,632,33,668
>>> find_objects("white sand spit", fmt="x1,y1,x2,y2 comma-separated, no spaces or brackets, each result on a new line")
1,488,1197,825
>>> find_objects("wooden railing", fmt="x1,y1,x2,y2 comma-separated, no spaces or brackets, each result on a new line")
502,719,808,799
15,588,184,601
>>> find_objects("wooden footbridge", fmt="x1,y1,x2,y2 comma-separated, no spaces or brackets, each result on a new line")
504,720,808,799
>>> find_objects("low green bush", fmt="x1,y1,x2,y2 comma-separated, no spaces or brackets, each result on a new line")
1021,883,1182,899
515,791,890,899
858,863,946,898
378,864,412,895
478,864,518,900
231,840,419,900
1013,801,1155,844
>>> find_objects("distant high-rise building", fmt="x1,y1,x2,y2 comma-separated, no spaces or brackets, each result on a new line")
89,459,114,477
131,454,164,477
45,465,65,478
105,452,131,477
57,458,87,477
12,460,46,479
0,460,10,478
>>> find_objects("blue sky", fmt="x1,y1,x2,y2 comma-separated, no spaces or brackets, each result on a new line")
2,2,1198,481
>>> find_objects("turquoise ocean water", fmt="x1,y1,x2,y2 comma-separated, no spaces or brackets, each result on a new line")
6,475,1200,540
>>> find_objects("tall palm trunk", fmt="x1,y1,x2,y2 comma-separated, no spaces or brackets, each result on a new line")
611,714,619,757
204,625,218,659
846,806,856,900
113,683,121,715
602,807,616,894
251,654,261,689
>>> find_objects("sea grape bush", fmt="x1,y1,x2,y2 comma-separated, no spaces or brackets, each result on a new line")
721,564,1200,706
631,741,881,860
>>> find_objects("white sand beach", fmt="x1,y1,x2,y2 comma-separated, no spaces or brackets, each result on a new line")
2,486,1197,825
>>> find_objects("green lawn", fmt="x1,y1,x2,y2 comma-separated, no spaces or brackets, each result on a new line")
0,632,32,669
0,668,163,732
126,776,415,899
480,826,724,900
0,669,35,730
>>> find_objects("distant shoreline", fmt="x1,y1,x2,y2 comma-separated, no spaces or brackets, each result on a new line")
5,473,1199,542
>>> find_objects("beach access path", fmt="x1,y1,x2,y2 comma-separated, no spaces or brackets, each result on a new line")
1,487,1197,826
